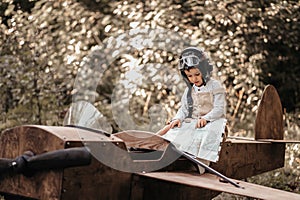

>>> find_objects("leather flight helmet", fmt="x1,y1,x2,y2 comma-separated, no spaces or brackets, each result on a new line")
178,47,213,86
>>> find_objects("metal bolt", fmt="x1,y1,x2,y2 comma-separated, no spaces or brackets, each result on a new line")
11,161,17,167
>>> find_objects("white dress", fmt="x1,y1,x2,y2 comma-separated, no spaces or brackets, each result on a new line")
162,79,226,162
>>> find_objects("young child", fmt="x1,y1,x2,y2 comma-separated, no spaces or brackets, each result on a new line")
158,47,227,174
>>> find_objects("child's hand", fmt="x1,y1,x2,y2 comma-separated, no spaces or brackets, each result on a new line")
170,119,181,128
196,118,207,128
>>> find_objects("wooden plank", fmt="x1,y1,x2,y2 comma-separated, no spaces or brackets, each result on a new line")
33,125,122,142
136,172,300,200
131,172,220,200
227,136,270,143
228,136,300,143
257,139,300,143
61,157,132,200
255,85,283,140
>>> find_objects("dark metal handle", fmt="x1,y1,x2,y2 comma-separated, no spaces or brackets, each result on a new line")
0,147,91,176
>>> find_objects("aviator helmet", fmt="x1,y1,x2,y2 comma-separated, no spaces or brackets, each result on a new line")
179,47,213,86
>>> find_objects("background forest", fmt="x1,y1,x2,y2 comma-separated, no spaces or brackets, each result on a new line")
0,0,299,198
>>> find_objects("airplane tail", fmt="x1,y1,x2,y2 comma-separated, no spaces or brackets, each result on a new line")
255,85,283,140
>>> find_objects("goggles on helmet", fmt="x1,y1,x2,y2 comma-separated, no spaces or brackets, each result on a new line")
179,55,201,70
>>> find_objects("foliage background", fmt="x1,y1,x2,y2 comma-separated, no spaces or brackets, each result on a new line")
0,0,299,198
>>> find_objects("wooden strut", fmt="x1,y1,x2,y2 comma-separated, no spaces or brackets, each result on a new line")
65,124,111,137
171,146,244,189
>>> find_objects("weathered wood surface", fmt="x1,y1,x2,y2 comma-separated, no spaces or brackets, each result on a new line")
131,172,221,200
36,125,122,142
255,85,283,140
0,126,65,200
135,172,300,200
61,156,132,200
212,139,285,179
0,125,131,200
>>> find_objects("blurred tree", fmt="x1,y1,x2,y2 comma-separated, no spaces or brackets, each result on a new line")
0,0,299,131
257,1,299,112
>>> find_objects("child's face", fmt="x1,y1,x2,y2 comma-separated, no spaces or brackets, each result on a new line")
184,68,203,87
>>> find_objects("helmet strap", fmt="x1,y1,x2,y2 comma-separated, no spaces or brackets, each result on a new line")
187,87,193,118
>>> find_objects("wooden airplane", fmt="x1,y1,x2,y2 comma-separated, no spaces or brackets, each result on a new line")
0,85,299,200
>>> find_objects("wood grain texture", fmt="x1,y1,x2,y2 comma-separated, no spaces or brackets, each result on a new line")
255,85,283,140
212,139,285,179
131,173,220,200
61,157,132,200
134,172,300,200
0,126,65,200
0,125,128,200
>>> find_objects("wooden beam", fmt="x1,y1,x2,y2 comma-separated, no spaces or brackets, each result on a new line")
256,139,300,143
135,172,300,200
